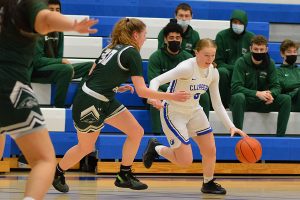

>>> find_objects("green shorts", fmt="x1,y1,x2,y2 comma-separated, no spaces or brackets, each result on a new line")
72,87,126,133
0,78,46,139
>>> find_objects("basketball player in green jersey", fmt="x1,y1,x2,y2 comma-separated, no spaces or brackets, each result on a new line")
0,0,98,199
52,18,191,192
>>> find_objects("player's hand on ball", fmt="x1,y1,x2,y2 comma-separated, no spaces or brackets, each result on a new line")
230,127,248,137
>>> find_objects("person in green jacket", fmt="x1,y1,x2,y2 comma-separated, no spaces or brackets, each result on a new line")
215,9,255,108
148,22,210,134
277,39,300,111
157,3,200,55
230,35,291,137
31,0,93,108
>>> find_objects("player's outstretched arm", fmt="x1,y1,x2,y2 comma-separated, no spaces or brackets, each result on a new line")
34,10,98,35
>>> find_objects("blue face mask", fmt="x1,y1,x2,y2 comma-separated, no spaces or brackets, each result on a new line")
232,24,244,35
177,19,190,29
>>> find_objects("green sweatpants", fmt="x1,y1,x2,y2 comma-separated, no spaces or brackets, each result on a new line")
230,93,291,136
149,92,211,134
31,62,93,108
218,67,232,108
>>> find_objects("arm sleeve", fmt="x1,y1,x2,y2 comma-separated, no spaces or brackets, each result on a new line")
209,70,235,130
215,33,234,71
268,60,281,97
33,37,62,67
147,53,169,92
149,61,193,91
277,68,300,92
231,58,257,97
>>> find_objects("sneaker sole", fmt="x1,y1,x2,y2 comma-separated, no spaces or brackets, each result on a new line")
201,189,226,195
114,181,148,190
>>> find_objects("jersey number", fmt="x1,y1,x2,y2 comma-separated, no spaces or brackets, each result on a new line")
98,49,118,65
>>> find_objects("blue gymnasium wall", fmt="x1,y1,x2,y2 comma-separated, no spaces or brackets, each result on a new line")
60,0,300,23
6,134,300,161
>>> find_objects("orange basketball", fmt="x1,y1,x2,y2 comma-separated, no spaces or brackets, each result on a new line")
235,137,262,163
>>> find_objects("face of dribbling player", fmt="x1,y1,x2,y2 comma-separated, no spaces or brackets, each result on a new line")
195,46,216,68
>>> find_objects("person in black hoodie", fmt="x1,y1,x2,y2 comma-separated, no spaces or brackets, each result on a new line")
277,39,300,111
31,0,93,108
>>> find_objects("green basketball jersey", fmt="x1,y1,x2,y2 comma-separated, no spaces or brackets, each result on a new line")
0,0,47,82
86,44,143,100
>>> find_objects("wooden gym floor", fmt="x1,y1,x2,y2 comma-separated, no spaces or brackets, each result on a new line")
1,172,300,200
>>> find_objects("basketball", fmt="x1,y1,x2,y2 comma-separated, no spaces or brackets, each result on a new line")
235,137,262,163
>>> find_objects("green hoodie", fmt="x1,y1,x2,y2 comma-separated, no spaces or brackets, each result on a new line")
215,10,255,71
231,52,281,97
277,64,300,98
32,32,64,68
157,25,200,55
148,48,193,91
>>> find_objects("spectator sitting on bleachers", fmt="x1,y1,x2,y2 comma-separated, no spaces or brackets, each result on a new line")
157,3,200,55
149,22,210,134
230,35,291,137
277,39,300,112
31,0,93,108
215,9,255,108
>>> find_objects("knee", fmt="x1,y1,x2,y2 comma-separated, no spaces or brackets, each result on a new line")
231,93,245,104
30,150,57,169
279,94,291,104
128,125,144,141
200,146,216,159
78,143,95,155
59,64,74,79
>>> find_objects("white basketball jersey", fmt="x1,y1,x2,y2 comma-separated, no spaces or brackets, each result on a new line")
166,58,214,110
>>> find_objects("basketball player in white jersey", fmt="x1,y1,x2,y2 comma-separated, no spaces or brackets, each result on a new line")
143,38,248,195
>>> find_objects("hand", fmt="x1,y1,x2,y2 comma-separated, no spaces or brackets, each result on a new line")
88,63,96,76
256,91,272,102
117,85,134,93
147,99,164,110
73,18,98,34
230,127,248,137
265,90,274,105
62,58,71,64
171,91,191,102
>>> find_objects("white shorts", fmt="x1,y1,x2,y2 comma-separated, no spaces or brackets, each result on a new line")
160,103,212,149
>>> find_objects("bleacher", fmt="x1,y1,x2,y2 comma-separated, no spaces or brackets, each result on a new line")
2,0,300,174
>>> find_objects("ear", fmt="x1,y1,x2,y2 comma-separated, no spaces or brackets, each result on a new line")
265,47,269,53
133,31,138,40
280,51,285,58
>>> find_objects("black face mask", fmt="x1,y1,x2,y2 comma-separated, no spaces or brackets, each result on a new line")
167,41,181,53
252,52,266,62
285,55,297,65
